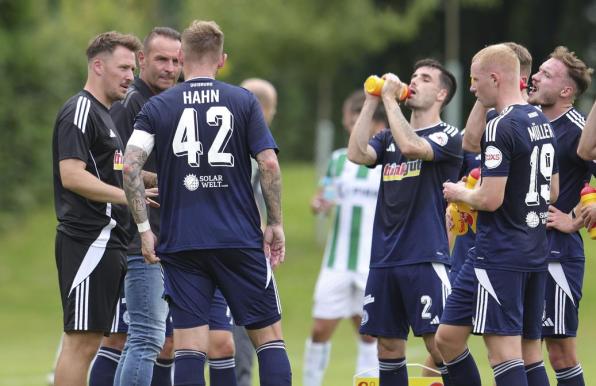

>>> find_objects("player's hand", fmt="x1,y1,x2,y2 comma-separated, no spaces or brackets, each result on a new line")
311,195,333,215
443,181,466,202
546,205,574,233
140,230,160,264
381,73,403,100
145,188,160,208
263,224,285,269
580,203,596,229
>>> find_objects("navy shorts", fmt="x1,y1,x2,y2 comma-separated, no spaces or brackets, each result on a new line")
161,248,281,330
442,260,546,339
359,263,451,339
542,260,584,337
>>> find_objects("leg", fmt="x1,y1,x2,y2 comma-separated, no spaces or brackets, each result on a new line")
173,325,209,386
546,338,584,386
484,335,527,386
303,318,341,386
117,257,168,386
54,331,103,386
377,337,408,386
90,333,126,386
436,324,479,386
209,329,237,386
152,335,174,386
522,338,549,386
350,315,377,375
246,321,291,386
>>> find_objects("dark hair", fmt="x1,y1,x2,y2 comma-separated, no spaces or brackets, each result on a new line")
143,27,181,53
344,90,387,125
550,46,593,96
503,42,532,79
413,59,457,108
86,31,142,61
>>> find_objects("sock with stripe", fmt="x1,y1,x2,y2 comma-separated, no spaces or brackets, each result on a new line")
555,364,585,386
89,347,121,386
525,361,549,386
174,350,206,386
256,340,292,386
151,357,174,386
378,357,407,386
209,357,237,386
435,361,453,386
303,339,331,386
493,358,528,386
444,348,481,386
356,340,378,375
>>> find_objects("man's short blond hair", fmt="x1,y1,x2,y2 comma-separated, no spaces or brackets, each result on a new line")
503,42,532,79
241,78,277,109
182,20,224,63
473,44,520,82
550,46,593,96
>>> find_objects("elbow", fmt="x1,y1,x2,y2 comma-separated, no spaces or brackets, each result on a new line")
462,138,481,153
260,156,280,175
480,195,503,212
577,146,595,161
399,143,421,159
347,148,360,164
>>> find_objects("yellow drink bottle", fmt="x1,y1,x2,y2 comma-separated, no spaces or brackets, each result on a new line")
580,183,596,239
447,167,481,237
364,75,411,101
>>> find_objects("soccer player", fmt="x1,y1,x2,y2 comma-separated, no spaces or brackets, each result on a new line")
233,77,279,386
122,20,291,386
347,59,461,386
437,43,559,386
303,90,386,386
51,32,143,386
527,46,594,386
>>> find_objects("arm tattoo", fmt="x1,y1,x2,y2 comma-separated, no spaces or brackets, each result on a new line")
123,145,149,225
257,150,283,225
390,107,433,160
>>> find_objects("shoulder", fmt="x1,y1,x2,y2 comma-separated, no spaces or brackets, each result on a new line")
564,107,586,131
485,105,517,141
58,92,97,133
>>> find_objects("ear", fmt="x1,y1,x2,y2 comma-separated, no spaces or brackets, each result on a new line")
138,50,146,69
217,53,227,69
178,49,185,67
489,72,499,87
436,88,448,104
560,85,574,98
91,57,103,76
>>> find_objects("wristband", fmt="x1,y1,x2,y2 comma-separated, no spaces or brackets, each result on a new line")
137,220,150,233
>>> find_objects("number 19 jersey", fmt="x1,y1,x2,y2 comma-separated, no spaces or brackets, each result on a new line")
134,77,277,254
475,104,558,271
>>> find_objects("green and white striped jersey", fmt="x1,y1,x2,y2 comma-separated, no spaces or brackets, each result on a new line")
321,148,381,273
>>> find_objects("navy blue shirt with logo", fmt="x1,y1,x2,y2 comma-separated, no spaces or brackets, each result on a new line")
474,104,558,271
547,108,596,261
368,122,462,268
134,77,277,254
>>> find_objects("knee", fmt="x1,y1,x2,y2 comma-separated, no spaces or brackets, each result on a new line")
101,333,127,351
209,333,236,358
377,338,403,358
310,323,331,343
547,340,578,369
434,329,450,353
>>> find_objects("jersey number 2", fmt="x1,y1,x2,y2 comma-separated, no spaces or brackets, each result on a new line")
525,143,554,206
172,106,234,167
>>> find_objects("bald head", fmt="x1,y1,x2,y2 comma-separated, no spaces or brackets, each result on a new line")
241,78,278,125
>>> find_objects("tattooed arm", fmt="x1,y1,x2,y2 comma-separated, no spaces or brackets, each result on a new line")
381,73,434,161
256,148,285,268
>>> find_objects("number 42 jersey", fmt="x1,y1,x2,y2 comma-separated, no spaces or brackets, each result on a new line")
134,77,277,254
474,104,558,272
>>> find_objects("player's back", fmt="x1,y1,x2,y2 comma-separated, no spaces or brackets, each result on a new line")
475,104,556,271
134,77,277,253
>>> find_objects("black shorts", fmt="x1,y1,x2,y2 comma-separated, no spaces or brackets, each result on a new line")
55,232,126,333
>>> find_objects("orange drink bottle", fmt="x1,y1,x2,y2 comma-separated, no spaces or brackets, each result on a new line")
580,183,596,239
364,75,410,101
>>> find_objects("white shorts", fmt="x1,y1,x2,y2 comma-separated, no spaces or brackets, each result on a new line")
312,268,368,319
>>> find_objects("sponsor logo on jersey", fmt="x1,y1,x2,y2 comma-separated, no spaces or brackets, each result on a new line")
386,143,396,152
363,294,375,305
430,315,440,325
526,211,540,228
484,146,502,169
113,150,123,170
184,174,200,191
543,317,554,327
528,111,539,118
382,159,422,181
429,131,448,146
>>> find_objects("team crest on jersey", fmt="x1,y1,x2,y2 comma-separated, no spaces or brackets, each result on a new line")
113,150,123,170
184,174,200,191
361,310,369,326
484,146,502,169
525,211,540,228
429,131,448,146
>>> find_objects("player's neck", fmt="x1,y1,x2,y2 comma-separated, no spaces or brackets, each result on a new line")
409,109,441,130
495,88,525,113
183,63,217,81
540,101,574,121
83,80,112,109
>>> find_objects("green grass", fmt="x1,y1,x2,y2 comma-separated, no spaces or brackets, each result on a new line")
1,162,595,385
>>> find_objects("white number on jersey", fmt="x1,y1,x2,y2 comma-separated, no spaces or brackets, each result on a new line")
525,143,554,206
420,295,432,319
172,106,234,167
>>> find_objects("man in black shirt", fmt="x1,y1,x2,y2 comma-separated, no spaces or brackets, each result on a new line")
52,32,143,386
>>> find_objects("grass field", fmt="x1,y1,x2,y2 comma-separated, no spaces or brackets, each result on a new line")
0,162,595,385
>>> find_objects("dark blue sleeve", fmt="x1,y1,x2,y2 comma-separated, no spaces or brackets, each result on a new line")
133,100,157,135
422,128,462,162
368,128,389,167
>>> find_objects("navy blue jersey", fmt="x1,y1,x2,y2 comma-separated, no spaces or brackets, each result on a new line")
368,123,462,267
547,108,596,261
475,104,558,271
134,77,277,254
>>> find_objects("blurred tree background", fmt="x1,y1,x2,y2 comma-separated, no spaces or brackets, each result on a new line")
1,0,595,228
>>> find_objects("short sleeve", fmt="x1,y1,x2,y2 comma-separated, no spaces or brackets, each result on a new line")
134,100,157,135
481,116,515,177
422,126,462,162
56,106,95,163
368,129,389,167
